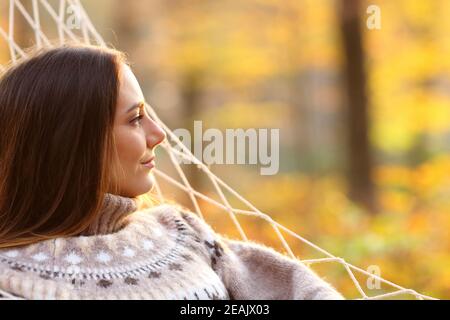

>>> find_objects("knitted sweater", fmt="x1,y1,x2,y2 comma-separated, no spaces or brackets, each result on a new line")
0,193,344,300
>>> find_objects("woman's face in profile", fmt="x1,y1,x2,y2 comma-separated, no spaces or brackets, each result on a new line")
111,64,166,197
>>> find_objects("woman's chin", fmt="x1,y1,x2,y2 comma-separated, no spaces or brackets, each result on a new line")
135,175,156,196
115,174,156,198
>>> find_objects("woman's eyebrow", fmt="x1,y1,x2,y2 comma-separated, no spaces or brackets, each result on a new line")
126,101,145,114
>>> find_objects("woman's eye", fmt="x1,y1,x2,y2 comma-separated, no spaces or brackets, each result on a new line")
131,114,144,125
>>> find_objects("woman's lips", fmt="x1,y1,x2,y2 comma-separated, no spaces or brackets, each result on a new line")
141,157,155,168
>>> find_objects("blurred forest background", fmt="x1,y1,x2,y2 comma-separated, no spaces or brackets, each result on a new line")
1,0,450,299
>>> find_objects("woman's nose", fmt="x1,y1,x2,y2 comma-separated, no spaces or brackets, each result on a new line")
146,118,166,149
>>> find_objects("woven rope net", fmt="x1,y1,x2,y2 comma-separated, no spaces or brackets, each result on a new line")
0,0,437,300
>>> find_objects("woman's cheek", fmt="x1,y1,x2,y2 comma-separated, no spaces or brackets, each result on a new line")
127,133,147,170
114,128,147,176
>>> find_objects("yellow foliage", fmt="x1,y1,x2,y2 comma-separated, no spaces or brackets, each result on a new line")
206,160,450,298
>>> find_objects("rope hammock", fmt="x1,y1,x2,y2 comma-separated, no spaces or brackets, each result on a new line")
0,0,437,300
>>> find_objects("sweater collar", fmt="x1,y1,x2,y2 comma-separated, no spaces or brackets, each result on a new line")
81,193,139,236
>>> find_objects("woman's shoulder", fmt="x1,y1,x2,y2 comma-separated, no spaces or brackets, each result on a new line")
135,203,222,254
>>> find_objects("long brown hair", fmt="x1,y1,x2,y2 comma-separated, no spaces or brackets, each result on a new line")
0,44,128,248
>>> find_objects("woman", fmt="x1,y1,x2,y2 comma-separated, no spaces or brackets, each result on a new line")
0,44,343,300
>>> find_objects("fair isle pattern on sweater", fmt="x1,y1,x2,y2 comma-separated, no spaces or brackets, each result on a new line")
0,193,344,300
0,195,230,300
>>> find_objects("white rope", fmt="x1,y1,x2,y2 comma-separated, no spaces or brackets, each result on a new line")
0,0,438,300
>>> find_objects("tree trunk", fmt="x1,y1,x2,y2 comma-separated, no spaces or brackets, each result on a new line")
339,0,376,212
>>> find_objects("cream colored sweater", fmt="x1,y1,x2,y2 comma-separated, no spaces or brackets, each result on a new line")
0,193,343,300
